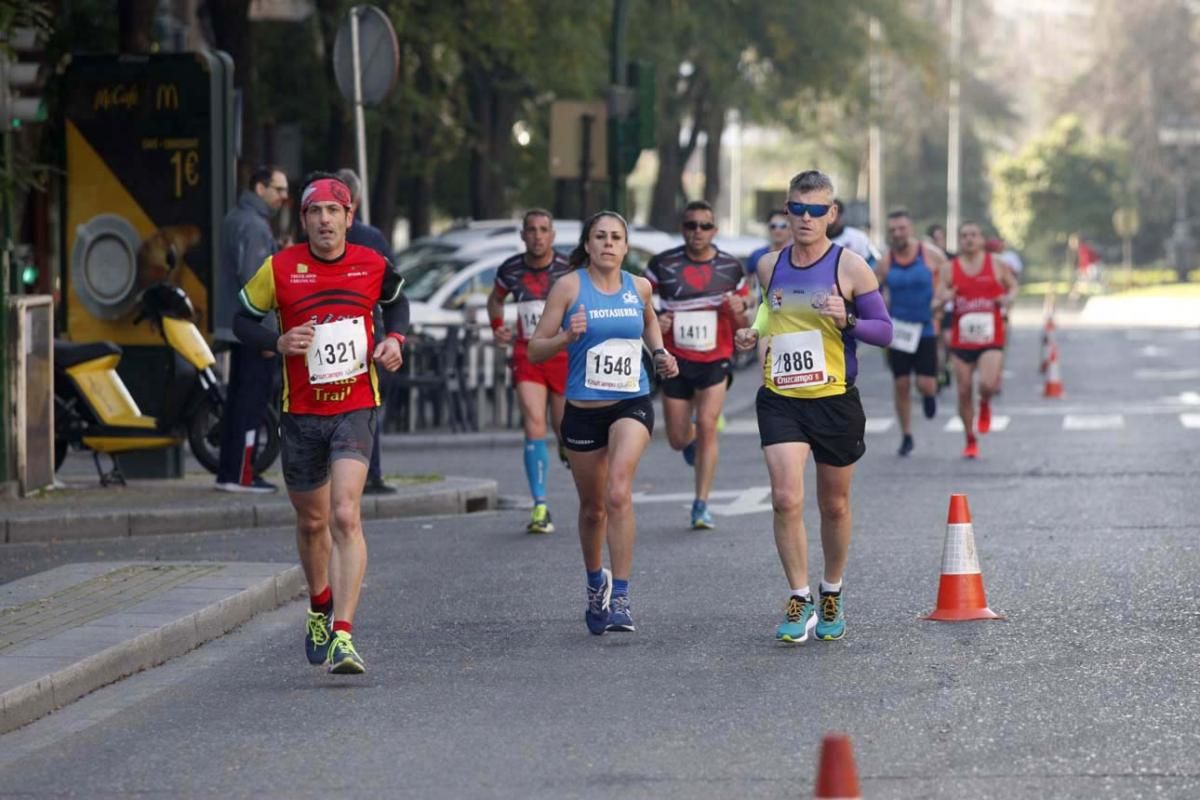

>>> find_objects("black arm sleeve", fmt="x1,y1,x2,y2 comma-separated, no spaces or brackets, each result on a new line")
382,292,409,336
233,308,280,353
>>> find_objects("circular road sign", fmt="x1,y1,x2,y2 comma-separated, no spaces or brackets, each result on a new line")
333,6,399,106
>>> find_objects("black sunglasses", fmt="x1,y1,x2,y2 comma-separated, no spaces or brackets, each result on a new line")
787,201,832,218
683,221,716,231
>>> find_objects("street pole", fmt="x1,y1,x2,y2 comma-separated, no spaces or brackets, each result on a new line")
868,16,884,250
946,0,962,253
350,6,370,225
608,0,628,216
0,129,12,486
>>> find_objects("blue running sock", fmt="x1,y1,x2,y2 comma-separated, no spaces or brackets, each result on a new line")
692,499,707,512
612,578,629,598
587,569,605,590
524,439,548,504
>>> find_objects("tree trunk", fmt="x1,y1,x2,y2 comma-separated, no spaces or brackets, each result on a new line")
372,124,400,249
314,0,348,172
117,0,157,53
702,106,725,207
466,66,519,220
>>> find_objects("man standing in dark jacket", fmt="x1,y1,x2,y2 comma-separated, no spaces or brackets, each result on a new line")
335,168,396,494
214,166,289,493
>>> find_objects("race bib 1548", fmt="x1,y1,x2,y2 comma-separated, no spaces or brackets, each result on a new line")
585,338,641,393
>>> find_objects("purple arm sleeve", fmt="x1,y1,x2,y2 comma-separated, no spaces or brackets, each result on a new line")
848,289,892,347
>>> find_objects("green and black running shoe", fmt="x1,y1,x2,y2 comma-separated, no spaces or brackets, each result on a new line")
326,631,366,675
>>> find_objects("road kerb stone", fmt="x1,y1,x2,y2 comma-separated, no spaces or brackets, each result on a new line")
0,564,304,735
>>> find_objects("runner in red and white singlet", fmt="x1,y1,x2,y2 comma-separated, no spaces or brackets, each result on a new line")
938,220,1018,459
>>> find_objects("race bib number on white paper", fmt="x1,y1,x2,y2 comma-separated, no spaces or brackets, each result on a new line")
770,330,827,387
673,309,718,352
517,300,545,340
307,317,369,384
585,338,642,392
890,319,923,354
958,312,995,345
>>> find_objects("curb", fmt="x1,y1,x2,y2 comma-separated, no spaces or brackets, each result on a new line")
0,565,305,735
3,478,498,545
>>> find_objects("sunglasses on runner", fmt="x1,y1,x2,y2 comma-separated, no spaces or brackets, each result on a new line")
786,201,832,218
768,221,790,230
683,221,716,231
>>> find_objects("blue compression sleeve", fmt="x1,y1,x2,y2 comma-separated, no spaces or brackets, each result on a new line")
524,439,548,504
848,290,893,347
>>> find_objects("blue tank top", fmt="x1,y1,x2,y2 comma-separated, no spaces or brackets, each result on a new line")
565,269,650,401
884,244,935,336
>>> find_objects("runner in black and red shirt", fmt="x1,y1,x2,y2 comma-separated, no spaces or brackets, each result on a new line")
486,209,574,534
647,200,751,530
236,172,409,676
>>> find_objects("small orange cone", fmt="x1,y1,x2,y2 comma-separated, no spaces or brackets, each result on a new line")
923,494,1004,621
1038,315,1056,374
814,733,861,799
1043,341,1065,398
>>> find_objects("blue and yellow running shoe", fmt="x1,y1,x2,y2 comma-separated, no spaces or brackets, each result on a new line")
304,609,332,665
816,587,846,641
690,500,714,530
326,631,366,674
775,594,816,644
527,503,555,534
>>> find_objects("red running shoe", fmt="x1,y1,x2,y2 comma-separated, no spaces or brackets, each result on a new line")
977,399,992,434
963,437,979,459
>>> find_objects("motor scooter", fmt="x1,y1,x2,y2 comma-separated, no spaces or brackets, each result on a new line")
54,282,280,485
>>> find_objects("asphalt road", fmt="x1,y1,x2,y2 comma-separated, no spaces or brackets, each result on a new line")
2,326,1199,799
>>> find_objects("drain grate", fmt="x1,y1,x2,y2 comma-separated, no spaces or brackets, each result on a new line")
0,564,225,653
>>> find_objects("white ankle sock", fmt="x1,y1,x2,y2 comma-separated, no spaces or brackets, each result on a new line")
790,586,811,599
821,580,843,594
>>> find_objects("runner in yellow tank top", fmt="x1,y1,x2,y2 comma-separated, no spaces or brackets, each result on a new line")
735,170,893,645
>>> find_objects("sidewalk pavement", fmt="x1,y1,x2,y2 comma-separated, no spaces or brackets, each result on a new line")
0,560,304,734
1,474,497,545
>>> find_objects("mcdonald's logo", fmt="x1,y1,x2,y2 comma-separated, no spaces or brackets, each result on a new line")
155,83,179,110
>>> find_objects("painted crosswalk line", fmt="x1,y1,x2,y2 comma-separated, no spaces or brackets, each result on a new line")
1062,414,1125,431
944,415,1010,432
1181,414,1200,429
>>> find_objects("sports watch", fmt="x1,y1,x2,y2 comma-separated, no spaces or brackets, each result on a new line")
843,313,858,330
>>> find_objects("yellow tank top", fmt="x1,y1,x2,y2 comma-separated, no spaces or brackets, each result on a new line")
761,244,855,399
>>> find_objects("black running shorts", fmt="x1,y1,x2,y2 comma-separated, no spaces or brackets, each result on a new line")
280,408,376,492
660,356,733,400
949,347,1002,365
888,336,939,378
562,396,655,452
755,386,866,466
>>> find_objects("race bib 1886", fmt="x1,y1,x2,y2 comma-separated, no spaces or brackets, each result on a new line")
307,317,369,384
769,330,827,387
585,338,641,393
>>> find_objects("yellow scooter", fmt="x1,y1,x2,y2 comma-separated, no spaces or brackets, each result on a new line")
54,283,280,485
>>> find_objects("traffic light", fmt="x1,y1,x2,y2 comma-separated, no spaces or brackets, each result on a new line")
1,27,47,129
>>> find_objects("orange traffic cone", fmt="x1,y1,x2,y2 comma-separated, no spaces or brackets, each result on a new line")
814,733,861,800
1043,341,1065,398
923,494,1004,621
1038,315,1056,374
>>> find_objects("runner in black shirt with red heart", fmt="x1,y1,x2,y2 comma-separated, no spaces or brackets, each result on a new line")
646,200,751,530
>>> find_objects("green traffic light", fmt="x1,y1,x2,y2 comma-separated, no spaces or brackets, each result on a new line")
20,265,37,286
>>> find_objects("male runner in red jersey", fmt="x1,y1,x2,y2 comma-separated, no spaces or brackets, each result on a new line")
487,209,574,533
236,172,409,674
648,200,750,529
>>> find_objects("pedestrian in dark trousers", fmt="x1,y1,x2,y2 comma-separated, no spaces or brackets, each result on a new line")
336,168,396,495
214,166,289,493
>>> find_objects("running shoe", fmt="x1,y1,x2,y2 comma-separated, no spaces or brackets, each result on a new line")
977,399,992,434
816,588,846,641
963,438,979,459
682,440,697,467
527,503,555,534
898,434,914,457
690,500,715,530
775,594,816,644
923,395,937,419
304,609,333,665
716,413,727,433
606,594,635,632
326,631,366,674
585,568,612,635
215,477,277,494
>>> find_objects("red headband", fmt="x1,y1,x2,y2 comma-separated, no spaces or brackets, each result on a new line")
300,178,352,212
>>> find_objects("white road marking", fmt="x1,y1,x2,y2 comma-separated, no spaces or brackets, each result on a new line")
1134,368,1200,381
944,415,1010,432
1062,414,1125,431
1181,414,1200,429
1139,345,1170,357
865,418,894,434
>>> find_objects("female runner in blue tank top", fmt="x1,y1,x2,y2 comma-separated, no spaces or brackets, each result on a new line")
529,212,678,635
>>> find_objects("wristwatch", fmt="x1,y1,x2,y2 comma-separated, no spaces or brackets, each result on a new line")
843,313,858,330
652,347,667,357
